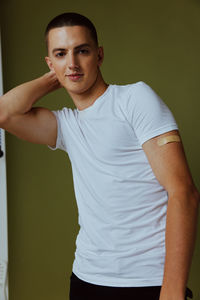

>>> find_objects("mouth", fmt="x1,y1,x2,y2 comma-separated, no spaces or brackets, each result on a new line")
66,73,84,81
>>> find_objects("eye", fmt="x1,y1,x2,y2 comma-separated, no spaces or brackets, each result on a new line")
55,52,66,57
78,49,89,54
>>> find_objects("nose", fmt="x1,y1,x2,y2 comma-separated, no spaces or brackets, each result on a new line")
68,52,80,71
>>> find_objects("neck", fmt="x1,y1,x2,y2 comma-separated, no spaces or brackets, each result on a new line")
67,71,108,111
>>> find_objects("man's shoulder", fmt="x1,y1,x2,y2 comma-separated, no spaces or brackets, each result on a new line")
115,81,146,87
112,81,148,95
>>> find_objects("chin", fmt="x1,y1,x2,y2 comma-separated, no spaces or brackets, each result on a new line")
65,83,94,96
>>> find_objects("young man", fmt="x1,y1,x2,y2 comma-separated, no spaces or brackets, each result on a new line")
0,12,199,300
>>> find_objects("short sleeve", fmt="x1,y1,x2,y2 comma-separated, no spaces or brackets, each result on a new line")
47,110,66,151
126,82,179,145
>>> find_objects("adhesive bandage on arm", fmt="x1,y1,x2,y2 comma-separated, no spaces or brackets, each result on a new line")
157,135,181,146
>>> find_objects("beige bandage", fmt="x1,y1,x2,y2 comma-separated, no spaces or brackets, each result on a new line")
157,135,181,146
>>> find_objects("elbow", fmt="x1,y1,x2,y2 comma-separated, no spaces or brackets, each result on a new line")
188,186,200,220
0,98,8,127
184,186,199,211
187,183,200,206
192,186,200,207
0,113,7,128
0,113,7,127
168,183,200,208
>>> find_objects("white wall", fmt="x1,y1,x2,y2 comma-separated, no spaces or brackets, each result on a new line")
0,29,9,300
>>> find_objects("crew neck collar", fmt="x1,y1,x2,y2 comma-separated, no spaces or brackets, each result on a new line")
77,84,112,114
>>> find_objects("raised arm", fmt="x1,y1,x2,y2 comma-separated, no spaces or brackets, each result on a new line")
0,71,61,147
142,130,199,300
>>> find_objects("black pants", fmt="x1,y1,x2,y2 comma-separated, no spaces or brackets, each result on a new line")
69,272,193,300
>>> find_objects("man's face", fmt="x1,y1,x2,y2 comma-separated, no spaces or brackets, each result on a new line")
45,26,103,97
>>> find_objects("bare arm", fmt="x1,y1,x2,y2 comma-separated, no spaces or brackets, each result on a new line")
0,71,61,147
142,130,199,300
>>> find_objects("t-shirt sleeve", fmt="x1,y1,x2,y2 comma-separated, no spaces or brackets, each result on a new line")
126,81,179,145
47,110,66,151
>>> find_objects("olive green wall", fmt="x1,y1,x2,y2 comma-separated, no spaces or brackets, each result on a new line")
0,0,200,299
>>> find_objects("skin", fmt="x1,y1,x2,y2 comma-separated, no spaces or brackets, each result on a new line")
0,25,109,146
142,130,199,300
45,26,108,111
45,29,199,298
0,25,199,300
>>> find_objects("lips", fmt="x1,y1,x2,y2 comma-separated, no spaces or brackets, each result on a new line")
66,73,84,81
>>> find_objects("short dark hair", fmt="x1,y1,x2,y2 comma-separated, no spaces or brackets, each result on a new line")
45,12,98,48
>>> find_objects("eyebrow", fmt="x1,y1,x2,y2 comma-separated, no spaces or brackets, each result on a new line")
52,43,91,54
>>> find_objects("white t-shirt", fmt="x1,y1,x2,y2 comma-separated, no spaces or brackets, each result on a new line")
48,81,178,287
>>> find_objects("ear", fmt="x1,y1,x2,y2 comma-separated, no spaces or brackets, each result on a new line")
97,46,104,67
45,56,54,71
